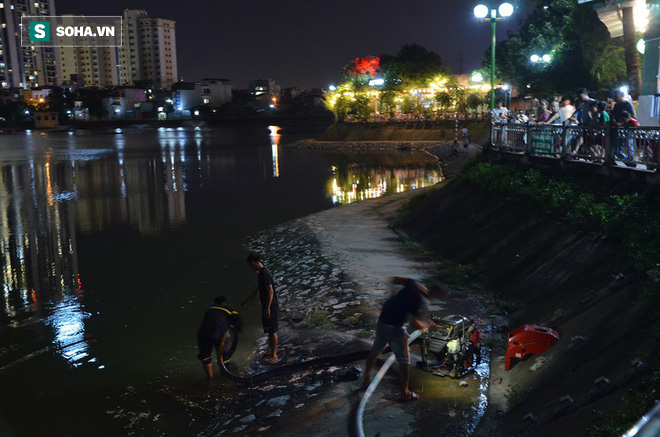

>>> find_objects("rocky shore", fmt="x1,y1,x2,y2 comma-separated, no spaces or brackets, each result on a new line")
209,142,488,436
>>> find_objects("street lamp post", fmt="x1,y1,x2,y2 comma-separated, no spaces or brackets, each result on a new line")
474,3,514,111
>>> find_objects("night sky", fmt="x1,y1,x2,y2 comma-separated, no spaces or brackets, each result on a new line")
56,0,530,90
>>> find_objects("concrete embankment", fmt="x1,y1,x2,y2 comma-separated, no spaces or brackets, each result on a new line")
400,179,652,436
288,122,490,151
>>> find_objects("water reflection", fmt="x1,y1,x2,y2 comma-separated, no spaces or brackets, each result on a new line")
269,125,281,178
327,153,442,205
45,295,91,366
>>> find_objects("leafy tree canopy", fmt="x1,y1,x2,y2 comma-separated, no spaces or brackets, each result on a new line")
483,0,627,97
382,43,448,89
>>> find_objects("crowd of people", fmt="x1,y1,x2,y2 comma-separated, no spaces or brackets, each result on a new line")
490,88,658,164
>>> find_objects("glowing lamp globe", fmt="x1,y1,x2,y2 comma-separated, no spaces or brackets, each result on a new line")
474,4,489,19
499,3,514,17
530,54,540,63
542,54,551,63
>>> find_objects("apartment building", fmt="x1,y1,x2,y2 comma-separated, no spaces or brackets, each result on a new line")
0,0,60,89
120,9,177,89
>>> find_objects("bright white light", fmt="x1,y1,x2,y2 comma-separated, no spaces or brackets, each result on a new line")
637,38,645,54
499,3,514,17
530,54,540,63
368,78,385,86
328,85,336,91
471,73,484,83
620,86,629,95
474,4,488,18
194,110,200,116
634,0,649,33
24,110,29,114
542,54,551,63
158,106,164,112
502,84,510,90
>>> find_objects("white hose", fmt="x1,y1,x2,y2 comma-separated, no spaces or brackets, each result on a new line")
355,329,424,437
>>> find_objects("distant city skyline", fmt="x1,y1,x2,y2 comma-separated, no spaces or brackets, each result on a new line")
55,0,529,90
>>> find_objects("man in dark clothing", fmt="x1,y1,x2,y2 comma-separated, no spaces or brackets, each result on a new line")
361,277,443,402
610,90,638,162
611,89,636,123
240,253,279,364
197,296,243,378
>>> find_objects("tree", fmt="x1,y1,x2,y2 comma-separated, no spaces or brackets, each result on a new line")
382,44,448,90
483,0,627,97
466,92,485,114
351,94,373,122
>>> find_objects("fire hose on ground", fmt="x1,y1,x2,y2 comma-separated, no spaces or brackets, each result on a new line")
354,329,424,437
217,327,374,385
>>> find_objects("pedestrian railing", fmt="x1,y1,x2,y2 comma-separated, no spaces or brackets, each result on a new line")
491,123,660,170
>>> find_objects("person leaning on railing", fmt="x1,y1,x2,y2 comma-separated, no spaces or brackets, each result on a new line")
490,99,508,147
585,101,604,162
538,101,565,155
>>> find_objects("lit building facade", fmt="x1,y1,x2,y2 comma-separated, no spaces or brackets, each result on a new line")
0,0,60,89
119,9,177,89
57,15,120,87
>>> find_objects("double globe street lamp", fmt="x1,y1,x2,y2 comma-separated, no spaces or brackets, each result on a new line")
530,54,551,64
473,2,514,111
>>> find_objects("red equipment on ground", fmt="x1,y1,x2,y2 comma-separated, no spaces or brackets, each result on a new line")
505,325,559,371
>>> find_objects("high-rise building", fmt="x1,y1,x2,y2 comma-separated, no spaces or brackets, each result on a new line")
57,15,120,87
0,0,60,89
120,9,177,89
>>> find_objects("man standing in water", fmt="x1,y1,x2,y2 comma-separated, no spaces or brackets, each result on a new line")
361,277,442,402
240,253,279,364
197,296,243,378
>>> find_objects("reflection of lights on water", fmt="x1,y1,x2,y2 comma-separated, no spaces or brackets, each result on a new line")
269,126,281,178
271,145,279,177
45,295,91,366
330,166,442,205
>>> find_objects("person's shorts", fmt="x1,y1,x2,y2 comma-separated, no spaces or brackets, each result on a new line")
370,322,410,365
197,336,220,364
261,301,279,334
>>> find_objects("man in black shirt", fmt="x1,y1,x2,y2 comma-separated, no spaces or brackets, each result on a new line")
240,253,280,364
611,89,636,123
197,296,243,378
361,277,442,402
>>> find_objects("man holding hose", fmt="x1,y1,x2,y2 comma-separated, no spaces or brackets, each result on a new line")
361,277,444,402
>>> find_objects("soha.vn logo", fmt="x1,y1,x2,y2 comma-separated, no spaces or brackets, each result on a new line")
29,22,51,41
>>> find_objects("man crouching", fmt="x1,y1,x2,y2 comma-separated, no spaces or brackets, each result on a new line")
197,296,243,378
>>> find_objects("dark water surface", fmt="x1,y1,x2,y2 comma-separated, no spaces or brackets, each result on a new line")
0,126,441,436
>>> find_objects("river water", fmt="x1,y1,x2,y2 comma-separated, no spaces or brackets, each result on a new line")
0,125,441,436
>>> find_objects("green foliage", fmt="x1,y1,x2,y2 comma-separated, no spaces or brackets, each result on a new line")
357,330,373,338
425,259,487,288
466,92,486,113
589,377,660,436
461,163,660,271
379,90,398,118
485,0,626,96
308,309,333,330
383,43,448,90
352,94,374,122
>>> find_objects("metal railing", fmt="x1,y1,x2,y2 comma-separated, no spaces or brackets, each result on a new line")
491,123,660,170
